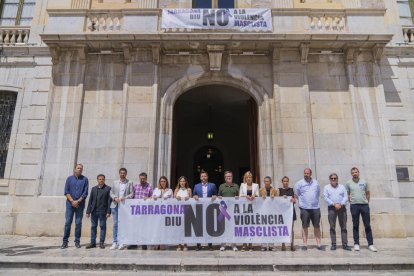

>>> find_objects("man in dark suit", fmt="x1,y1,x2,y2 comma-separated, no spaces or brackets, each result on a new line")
193,170,217,250
86,174,112,249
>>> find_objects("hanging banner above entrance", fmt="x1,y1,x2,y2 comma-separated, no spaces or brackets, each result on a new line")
118,197,293,245
161,9,272,32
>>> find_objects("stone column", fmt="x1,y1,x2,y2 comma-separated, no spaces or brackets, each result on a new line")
40,48,86,197
271,46,316,182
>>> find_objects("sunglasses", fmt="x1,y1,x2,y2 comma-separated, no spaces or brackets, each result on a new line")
330,178,337,180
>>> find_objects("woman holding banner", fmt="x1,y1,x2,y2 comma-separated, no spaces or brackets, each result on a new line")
153,176,173,250
153,176,173,200
279,176,297,251
239,171,260,251
260,176,279,251
174,176,192,251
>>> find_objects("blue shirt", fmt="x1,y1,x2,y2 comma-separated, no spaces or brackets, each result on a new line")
323,184,348,206
64,174,89,203
295,178,320,209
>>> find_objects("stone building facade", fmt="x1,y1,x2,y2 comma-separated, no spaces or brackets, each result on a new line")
0,0,413,238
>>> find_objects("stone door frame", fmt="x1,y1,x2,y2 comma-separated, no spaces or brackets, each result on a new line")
155,71,274,184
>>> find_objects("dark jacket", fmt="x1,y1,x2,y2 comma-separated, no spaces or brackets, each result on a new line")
86,184,112,215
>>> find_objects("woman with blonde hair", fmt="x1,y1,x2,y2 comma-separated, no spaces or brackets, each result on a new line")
174,176,192,251
239,171,259,251
153,176,173,200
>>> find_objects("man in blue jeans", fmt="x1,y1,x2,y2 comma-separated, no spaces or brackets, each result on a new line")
109,168,134,250
85,174,112,249
61,164,89,249
346,167,377,252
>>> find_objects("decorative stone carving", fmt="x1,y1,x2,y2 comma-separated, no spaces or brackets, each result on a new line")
344,47,358,65
49,45,61,65
151,44,160,64
372,44,385,64
300,43,310,65
207,45,225,71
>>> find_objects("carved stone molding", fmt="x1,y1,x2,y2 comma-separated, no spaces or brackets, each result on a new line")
207,45,225,71
77,46,87,64
151,43,160,64
372,44,385,64
345,47,358,65
49,45,61,65
122,43,132,64
272,44,281,63
300,43,310,65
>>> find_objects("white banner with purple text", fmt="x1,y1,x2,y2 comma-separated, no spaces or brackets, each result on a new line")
118,197,293,245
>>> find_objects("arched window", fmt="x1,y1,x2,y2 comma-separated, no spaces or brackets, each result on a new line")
0,91,17,178
0,0,35,26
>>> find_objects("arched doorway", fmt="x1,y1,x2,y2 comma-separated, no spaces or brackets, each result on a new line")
171,85,259,189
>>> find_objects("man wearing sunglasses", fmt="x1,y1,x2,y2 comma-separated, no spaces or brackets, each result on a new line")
323,173,351,251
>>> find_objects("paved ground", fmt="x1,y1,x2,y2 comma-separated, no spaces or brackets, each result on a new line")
0,235,413,274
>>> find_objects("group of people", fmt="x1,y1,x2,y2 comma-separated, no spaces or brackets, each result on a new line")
61,164,377,253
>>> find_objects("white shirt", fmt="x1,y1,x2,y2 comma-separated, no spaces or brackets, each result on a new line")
176,188,190,198
202,183,208,198
119,181,127,198
153,188,173,199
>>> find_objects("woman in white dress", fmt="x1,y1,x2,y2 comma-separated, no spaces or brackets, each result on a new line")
239,171,260,251
174,176,192,251
153,176,173,200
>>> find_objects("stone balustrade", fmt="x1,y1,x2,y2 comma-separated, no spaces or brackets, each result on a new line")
310,14,346,31
402,26,414,43
0,27,30,45
87,13,122,32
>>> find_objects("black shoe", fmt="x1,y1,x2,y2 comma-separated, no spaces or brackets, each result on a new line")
142,245,147,250
317,245,325,251
209,246,214,251
196,245,201,251
61,242,68,249
99,242,105,249
75,242,81,248
330,245,336,251
85,243,96,249
301,246,307,251
127,245,137,250
342,245,352,251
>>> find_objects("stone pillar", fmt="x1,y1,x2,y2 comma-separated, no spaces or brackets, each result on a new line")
40,48,87,197
271,46,316,182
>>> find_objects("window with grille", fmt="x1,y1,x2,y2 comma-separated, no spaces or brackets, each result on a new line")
0,92,17,178
193,0,234,8
0,0,35,26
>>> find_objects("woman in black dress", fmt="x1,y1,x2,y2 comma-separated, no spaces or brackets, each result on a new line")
279,176,297,251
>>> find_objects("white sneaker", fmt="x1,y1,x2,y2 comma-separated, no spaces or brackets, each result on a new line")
110,243,118,250
368,245,377,252
118,244,126,250
354,244,360,251
220,246,225,251
232,246,238,252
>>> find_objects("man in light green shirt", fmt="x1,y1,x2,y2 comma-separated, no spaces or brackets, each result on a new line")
345,167,377,252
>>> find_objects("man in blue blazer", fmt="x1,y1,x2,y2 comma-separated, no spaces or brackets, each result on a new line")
193,170,217,250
